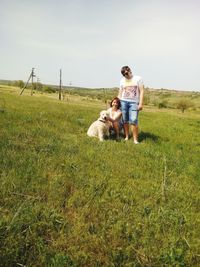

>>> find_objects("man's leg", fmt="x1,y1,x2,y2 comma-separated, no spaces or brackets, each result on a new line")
123,123,129,140
131,124,139,143
129,102,139,143
120,100,129,140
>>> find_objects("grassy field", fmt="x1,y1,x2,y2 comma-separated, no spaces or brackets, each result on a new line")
0,86,200,266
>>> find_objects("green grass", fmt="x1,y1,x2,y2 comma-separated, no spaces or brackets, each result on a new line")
0,87,200,266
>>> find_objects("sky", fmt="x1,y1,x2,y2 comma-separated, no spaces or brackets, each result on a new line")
1,0,200,91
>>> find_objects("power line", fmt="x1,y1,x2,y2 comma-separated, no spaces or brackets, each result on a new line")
20,68,36,95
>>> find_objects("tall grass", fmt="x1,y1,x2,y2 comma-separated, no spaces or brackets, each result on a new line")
0,87,200,266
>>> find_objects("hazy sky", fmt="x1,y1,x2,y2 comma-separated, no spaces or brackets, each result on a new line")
1,0,200,91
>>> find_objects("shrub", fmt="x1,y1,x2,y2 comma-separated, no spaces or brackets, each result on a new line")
158,100,168,109
43,86,56,93
177,99,194,113
14,80,25,89
143,95,150,105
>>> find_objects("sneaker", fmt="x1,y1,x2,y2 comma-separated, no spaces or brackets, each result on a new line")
134,140,139,144
124,137,129,141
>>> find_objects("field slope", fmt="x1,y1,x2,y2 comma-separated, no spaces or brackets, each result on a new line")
0,86,200,266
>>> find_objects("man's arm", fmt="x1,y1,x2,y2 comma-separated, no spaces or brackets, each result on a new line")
138,84,144,111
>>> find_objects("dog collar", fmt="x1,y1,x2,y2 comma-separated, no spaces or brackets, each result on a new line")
99,119,106,123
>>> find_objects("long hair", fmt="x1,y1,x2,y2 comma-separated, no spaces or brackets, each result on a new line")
110,97,121,109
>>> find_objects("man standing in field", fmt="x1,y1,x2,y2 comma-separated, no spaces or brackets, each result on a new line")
118,66,144,144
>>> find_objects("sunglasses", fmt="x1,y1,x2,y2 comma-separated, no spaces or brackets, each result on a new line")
124,70,131,76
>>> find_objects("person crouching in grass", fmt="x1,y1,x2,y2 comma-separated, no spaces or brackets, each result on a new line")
107,97,122,140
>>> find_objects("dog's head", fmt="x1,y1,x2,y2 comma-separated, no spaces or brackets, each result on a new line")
99,110,109,121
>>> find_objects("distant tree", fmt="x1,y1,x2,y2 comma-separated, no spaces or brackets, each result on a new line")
158,100,168,109
177,98,194,113
143,95,150,105
32,82,37,90
14,80,24,88
30,82,43,92
43,86,56,93
37,82,43,91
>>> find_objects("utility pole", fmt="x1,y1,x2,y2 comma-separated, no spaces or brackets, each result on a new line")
20,68,36,95
59,69,62,100
31,68,34,96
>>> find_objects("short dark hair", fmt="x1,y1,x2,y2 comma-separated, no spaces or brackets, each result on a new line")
121,66,131,76
110,97,121,109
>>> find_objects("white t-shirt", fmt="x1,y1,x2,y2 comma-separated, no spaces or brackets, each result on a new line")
107,107,121,121
119,75,144,102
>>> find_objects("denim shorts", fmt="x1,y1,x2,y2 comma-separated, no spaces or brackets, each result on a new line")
120,100,139,125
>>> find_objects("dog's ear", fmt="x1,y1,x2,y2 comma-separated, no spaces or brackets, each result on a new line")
100,110,105,117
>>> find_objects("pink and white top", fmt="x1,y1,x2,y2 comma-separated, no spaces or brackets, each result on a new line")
119,75,144,103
